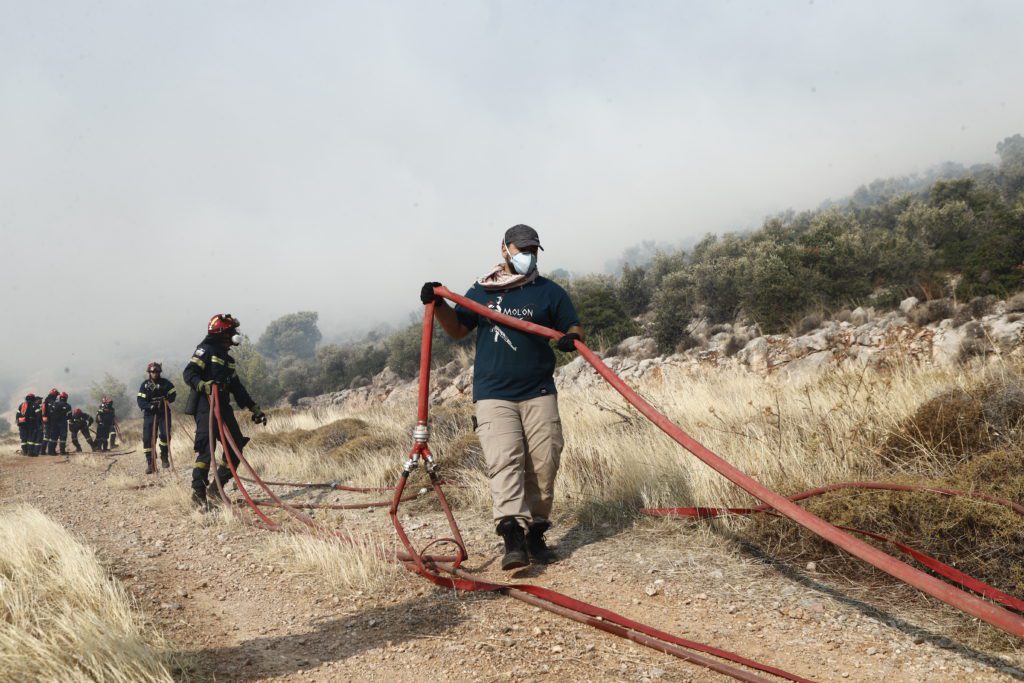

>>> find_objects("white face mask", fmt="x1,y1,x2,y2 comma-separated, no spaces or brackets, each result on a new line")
504,241,536,275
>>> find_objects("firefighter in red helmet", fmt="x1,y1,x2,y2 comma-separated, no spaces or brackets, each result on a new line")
184,314,267,508
41,388,60,455
52,391,73,454
16,393,40,456
94,398,117,452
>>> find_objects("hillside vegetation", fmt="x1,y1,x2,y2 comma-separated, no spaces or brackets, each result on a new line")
209,135,1024,409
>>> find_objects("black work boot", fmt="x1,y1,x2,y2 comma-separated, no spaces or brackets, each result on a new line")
496,517,529,570
191,487,210,511
526,520,556,565
144,462,155,475
160,448,170,469
206,481,225,504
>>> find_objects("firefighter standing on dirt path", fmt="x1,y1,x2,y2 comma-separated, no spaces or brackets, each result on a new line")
30,395,44,455
41,388,60,455
94,398,116,452
138,361,176,473
16,393,40,456
184,314,267,509
422,224,584,570
69,408,95,452
52,391,72,455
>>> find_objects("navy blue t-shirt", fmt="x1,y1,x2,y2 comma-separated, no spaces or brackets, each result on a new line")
455,276,580,402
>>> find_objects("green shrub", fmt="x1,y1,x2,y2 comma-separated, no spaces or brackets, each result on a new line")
651,272,695,354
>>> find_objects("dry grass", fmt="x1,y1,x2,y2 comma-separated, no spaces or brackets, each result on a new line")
264,531,410,594
194,351,1024,646
0,505,179,683
238,356,1024,520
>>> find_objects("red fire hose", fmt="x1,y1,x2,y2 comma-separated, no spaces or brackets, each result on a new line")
206,328,811,681
432,285,1024,639
199,283,1024,680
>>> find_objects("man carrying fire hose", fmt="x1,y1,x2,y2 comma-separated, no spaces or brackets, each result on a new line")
137,361,176,473
183,314,267,509
422,224,584,570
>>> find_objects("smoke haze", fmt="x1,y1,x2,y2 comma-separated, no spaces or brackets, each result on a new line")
2,0,1023,407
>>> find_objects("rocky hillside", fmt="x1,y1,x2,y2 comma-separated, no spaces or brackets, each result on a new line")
298,294,1024,411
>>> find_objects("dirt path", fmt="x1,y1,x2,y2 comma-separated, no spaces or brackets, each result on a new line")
2,450,1022,682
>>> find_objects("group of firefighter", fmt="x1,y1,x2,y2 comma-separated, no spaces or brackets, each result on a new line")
16,389,118,455
11,314,267,508
14,362,176,474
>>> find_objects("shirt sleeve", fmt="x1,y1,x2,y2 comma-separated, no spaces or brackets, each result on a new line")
183,349,205,389
551,283,581,333
136,382,149,412
230,374,257,411
454,285,481,331
165,379,177,403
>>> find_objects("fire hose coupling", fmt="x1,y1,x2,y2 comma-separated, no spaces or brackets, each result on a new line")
403,452,421,473
412,421,430,444
425,453,439,475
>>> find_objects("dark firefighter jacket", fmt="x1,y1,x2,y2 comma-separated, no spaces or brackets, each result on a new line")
137,377,177,413
69,413,94,430
183,336,257,412
52,399,72,424
41,394,57,424
17,400,40,425
96,404,116,429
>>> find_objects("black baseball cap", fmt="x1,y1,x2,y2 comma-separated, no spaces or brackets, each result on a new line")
504,224,544,251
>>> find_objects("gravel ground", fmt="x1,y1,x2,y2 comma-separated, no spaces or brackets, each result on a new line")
2,449,1022,682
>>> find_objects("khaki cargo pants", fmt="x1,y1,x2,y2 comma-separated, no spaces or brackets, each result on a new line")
475,394,564,527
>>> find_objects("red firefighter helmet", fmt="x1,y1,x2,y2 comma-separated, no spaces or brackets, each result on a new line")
59,391,68,400
208,313,240,335
49,388,59,397
74,408,82,416
147,361,162,374
102,397,113,405
26,393,36,401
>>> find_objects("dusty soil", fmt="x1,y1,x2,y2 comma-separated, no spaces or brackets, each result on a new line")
2,448,1023,682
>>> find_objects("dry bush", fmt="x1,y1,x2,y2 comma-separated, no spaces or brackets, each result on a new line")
722,333,752,358
977,371,1024,440
910,298,954,326
958,321,993,363
885,388,990,463
254,417,369,451
951,303,972,328
968,295,998,319
794,312,824,335
747,448,1024,599
264,531,409,593
1006,291,1024,313
0,506,179,683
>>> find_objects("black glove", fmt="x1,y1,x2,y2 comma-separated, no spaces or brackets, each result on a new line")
251,408,267,425
556,332,581,353
420,282,442,305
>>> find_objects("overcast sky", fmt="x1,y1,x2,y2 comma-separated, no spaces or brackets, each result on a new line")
2,0,1023,407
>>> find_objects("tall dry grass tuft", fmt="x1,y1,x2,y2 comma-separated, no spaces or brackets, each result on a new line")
264,531,410,593
0,505,179,683
235,357,1024,521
